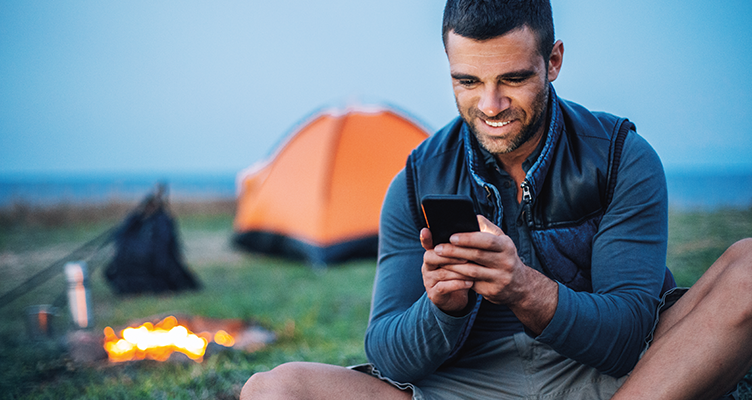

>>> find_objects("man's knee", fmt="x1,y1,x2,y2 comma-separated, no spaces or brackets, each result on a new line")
727,238,752,260
240,362,307,400
719,239,752,321
723,238,752,282
240,370,272,400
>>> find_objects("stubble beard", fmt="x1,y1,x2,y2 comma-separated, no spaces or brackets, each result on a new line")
460,84,549,156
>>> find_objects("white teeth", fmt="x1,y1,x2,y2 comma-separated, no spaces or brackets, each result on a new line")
485,120,511,127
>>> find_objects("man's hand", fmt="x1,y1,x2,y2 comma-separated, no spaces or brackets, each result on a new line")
420,227,475,316
423,215,558,334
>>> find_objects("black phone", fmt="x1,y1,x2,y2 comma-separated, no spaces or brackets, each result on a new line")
420,194,480,245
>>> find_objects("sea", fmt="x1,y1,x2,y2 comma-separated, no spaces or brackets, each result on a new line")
0,173,238,208
0,171,751,211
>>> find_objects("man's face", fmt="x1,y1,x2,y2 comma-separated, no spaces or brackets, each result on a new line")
445,27,561,158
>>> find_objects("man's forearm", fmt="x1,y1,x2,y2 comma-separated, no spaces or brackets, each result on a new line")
506,266,558,335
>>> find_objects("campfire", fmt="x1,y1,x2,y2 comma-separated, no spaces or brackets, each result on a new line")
102,315,266,363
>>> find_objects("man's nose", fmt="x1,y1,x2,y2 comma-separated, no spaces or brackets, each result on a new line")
477,85,510,117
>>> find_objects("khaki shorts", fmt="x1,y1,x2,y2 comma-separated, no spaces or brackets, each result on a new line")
354,288,691,400
354,332,626,400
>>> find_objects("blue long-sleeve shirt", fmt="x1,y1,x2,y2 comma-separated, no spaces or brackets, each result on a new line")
364,129,668,383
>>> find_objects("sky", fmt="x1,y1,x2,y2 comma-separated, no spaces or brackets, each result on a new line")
1,0,751,177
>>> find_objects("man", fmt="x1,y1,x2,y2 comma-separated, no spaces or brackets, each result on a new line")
241,1,752,398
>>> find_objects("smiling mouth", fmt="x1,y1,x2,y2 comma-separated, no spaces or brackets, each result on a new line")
484,119,512,128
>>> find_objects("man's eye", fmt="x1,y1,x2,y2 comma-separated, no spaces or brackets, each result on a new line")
459,79,477,86
504,76,529,84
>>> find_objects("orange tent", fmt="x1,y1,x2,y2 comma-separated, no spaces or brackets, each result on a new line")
233,106,429,265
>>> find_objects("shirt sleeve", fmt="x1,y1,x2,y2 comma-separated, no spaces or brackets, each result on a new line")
364,169,473,383
535,130,669,377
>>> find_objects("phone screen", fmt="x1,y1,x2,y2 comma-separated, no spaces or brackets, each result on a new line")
420,194,479,245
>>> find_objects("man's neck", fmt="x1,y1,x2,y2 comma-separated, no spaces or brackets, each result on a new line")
495,128,545,195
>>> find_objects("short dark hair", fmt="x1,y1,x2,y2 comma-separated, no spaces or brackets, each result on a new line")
442,0,555,61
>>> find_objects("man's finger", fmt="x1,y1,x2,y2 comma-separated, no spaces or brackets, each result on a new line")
429,279,474,295
420,228,434,250
424,247,469,269
477,215,504,236
424,262,475,282
440,262,495,282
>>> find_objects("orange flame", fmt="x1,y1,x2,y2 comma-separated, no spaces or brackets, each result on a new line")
103,316,233,363
213,330,235,347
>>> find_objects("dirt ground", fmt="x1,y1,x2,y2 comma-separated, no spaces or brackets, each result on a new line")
181,229,245,267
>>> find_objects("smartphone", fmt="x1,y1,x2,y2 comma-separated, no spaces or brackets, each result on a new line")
420,194,480,245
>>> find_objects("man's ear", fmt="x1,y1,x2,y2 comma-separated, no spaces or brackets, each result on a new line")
548,40,564,82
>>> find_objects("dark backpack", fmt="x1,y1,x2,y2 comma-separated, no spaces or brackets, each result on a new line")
105,190,200,295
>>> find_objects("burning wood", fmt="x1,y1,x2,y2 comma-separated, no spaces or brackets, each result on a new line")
103,315,234,363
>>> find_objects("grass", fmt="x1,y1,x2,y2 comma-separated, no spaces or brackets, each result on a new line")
0,203,750,399
667,207,752,287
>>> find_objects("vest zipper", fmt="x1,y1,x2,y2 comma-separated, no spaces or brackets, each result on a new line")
521,180,534,228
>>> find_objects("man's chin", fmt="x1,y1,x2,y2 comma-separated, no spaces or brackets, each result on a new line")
475,135,517,155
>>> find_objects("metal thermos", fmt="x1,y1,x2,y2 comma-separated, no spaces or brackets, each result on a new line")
64,261,92,329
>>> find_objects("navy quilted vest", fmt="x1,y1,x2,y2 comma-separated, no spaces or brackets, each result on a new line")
405,93,675,295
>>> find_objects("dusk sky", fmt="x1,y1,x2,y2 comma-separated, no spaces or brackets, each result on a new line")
2,0,751,177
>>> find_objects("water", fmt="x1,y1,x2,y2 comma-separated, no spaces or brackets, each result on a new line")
0,171,750,211
665,172,752,210
0,172,237,207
